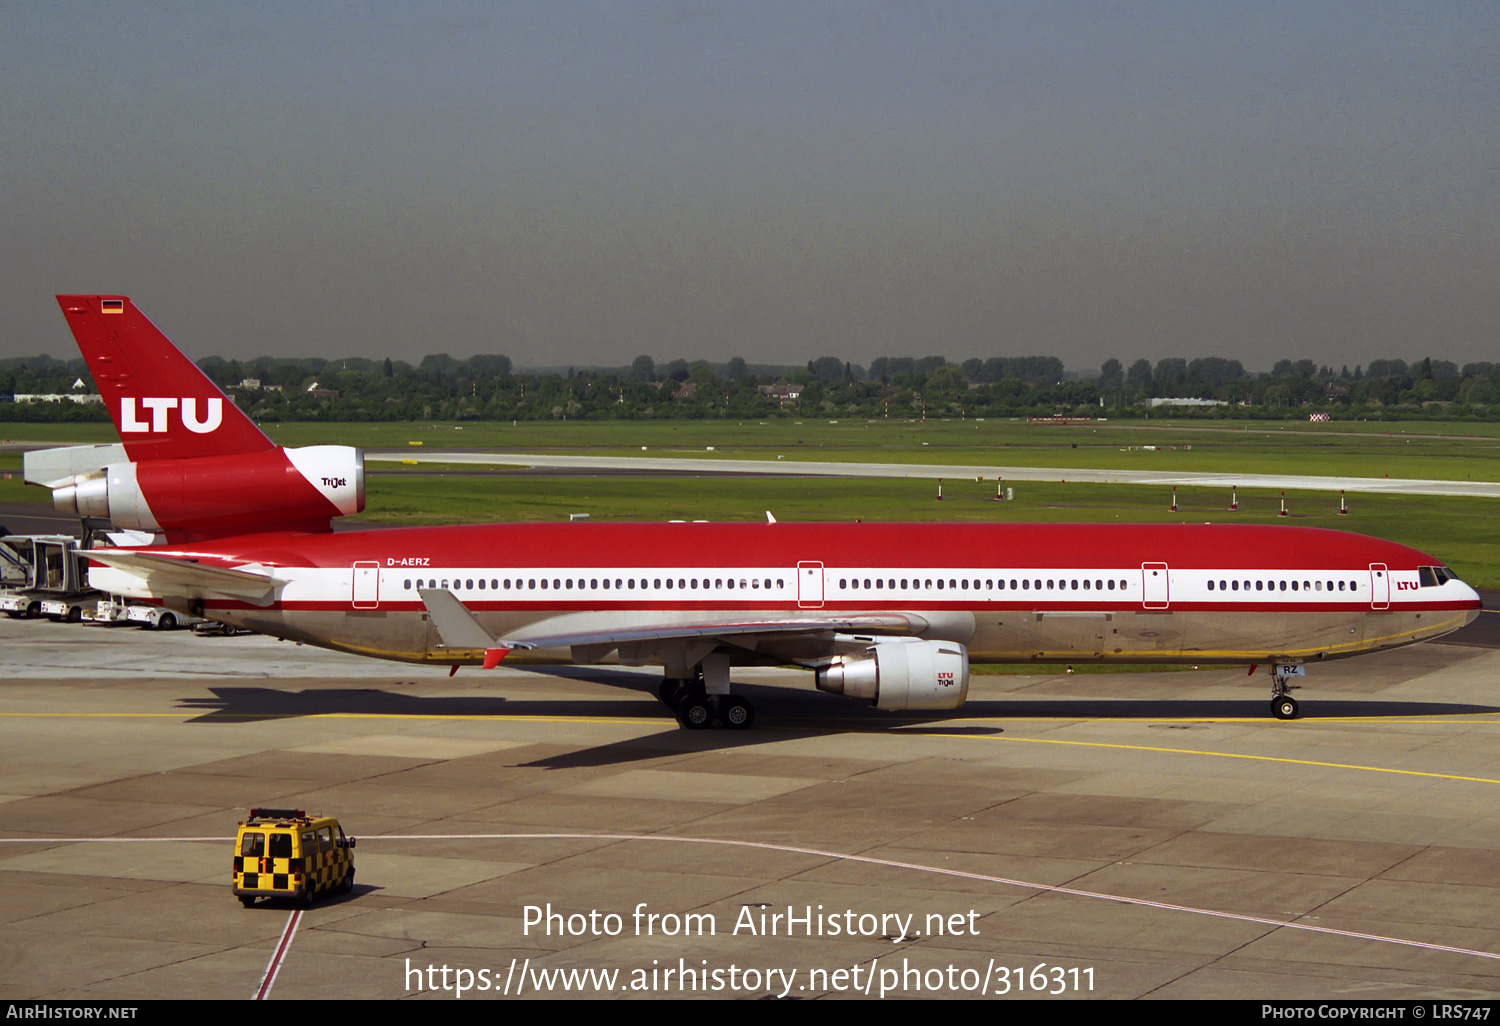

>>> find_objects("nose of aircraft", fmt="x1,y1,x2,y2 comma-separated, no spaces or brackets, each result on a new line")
1456,580,1484,625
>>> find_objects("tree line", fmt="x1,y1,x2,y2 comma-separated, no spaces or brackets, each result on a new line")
3,350,1499,423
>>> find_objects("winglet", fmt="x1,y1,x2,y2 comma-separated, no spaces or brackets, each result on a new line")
766,511,777,524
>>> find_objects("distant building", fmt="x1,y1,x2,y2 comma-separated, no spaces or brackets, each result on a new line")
758,383,802,403
12,393,103,405
1147,397,1227,408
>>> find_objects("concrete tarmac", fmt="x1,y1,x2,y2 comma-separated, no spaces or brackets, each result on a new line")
4,620,1500,999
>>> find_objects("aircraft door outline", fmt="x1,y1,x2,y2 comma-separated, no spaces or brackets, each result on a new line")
1369,563,1390,609
352,561,380,609
798,561,825,609
1142,562,1170,609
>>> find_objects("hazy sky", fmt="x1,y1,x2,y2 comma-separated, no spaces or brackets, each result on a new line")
2,2,1495,371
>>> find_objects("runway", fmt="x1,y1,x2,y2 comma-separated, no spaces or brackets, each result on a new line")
3,618,1500,999
368,450,1500,499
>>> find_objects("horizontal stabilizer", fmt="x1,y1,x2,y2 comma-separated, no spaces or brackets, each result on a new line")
23,444,129,488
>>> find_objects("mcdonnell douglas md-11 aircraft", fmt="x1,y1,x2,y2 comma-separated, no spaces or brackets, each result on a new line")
23,296,1482,728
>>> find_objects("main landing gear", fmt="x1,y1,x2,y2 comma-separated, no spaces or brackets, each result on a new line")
1268,663,1304,720
658,678,755,731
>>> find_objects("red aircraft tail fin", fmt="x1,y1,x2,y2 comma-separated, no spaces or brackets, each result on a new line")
55,295,273,461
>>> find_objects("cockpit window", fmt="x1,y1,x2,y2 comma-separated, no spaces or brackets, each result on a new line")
1419,566,1458,587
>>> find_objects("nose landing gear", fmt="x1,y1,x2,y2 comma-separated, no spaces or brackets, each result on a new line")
1268,663,1305,719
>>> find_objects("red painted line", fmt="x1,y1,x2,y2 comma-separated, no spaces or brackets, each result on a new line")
253,907,302,1000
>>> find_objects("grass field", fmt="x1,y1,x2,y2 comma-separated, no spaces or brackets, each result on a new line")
7,417,1500,481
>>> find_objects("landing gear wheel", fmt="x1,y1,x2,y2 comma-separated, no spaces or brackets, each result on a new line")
239,895,256,908
717,696,755,730
1271,696,1300,720
677,694,715,729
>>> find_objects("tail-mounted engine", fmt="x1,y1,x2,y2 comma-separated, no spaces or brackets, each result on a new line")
815,639,970,711
47,445,364,537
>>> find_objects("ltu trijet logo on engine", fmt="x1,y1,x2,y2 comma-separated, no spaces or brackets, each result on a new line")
119,397,223,434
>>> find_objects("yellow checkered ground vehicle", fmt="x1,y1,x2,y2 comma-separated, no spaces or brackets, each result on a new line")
233,808,356,908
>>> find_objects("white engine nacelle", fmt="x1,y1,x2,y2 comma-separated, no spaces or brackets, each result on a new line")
815,640,970,711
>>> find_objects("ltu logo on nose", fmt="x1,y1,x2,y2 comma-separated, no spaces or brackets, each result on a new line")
119,397,223,433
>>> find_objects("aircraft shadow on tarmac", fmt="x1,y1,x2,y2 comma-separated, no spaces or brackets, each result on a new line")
174,672,1500,770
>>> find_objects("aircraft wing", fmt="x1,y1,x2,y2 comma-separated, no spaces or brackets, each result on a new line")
86,549,279,606
417,587,926,666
